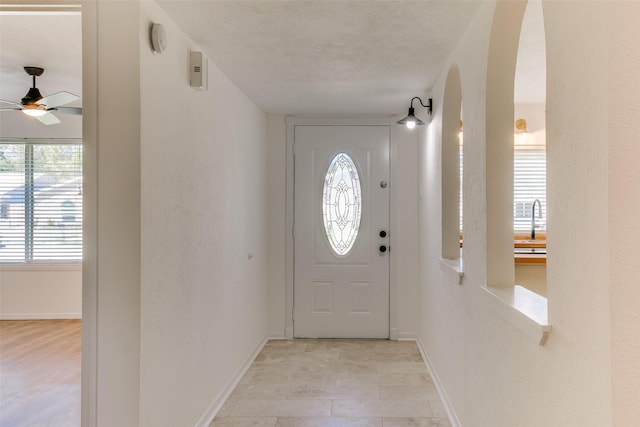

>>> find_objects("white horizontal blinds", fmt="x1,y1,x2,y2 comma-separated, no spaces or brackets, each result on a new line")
513,147,546,232
31,144,82,260
0,142,82,262
0,144,27,261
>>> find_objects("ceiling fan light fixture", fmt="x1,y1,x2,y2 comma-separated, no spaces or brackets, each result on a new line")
22,105,47,117
21,87,43,105
1,66,81,126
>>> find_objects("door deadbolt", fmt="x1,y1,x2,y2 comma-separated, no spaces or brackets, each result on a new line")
379,245,387,253
379,230,387,238
380,181,387,188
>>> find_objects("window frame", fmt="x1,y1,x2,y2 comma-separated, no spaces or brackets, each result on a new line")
0,138,83,265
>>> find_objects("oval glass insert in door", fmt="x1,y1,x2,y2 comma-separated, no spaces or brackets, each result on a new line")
322,152,362,256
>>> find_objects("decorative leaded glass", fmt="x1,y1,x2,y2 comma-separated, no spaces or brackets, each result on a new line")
322,152,362,256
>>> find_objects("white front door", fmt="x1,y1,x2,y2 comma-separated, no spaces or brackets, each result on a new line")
294,125,390,338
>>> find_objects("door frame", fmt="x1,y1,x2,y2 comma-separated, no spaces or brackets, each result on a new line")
285,116,399,340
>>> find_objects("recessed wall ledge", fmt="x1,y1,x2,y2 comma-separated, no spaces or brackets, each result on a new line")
478,284,551,345
0,263,82,272
439,257,464,285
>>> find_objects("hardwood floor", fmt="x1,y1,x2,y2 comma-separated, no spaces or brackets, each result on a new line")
0,319,81,427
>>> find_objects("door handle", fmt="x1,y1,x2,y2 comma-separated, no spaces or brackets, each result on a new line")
379,245,387,253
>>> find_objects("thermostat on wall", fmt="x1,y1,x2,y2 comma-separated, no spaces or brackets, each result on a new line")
190,51,208,91
150,23,167,54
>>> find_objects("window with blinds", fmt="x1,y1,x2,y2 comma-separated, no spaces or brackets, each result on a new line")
0,141,82,263
514,147,546,232
459,145,546,233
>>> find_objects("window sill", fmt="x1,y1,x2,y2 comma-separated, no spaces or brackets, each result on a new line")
439,257,464,285
0,263,81,272
477,285,551,345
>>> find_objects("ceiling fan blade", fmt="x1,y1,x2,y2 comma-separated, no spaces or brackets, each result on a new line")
0,108,21,112
35,112,61,125
38,91,79,108
0,99,22,108
51,106,82,115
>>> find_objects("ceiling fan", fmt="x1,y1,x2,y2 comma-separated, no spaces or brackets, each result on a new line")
0,66,82,125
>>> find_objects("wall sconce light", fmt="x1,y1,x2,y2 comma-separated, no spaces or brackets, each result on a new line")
397,97,433,129
458,119,464,141
514,118,528,143
515,118,528,133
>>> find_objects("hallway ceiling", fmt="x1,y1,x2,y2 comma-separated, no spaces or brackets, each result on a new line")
156,0,483,115
0,1,545,120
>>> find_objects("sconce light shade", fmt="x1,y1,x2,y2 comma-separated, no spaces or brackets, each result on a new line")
396,107,425,129
397,97,432,129
515,118,528,133
514,118,529,144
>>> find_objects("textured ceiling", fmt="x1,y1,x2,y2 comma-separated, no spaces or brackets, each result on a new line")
0,1,545,122
157,0,483,115
0,12,82,110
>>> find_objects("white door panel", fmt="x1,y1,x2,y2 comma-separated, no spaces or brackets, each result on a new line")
294,125,390,338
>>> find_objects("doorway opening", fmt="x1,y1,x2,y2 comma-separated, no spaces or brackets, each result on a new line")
0,6,83,426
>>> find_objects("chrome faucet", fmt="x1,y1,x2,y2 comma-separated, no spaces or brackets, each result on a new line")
531,199,542,240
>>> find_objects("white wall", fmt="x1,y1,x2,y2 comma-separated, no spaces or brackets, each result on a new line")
82,1,142,425
608,2,640,424
138,2,269,426
390,124,419,338
514,264,546,297
514,103,545,134
417,1,630,425
0,265,81,319
266,115,287,338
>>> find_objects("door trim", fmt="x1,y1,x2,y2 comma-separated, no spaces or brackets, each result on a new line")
285,116,397,339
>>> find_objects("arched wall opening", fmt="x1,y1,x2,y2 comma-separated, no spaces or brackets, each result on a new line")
441,65,463,260
485,0,527,287
513,0,548,297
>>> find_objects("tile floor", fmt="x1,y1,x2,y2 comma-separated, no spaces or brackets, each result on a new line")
211,339,451,427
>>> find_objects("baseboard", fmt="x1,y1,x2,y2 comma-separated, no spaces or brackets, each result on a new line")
267,331,287,340
398,331,417,340
0,313,82,320
389,327,399,340
415,337,461,427
195,336,268,427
